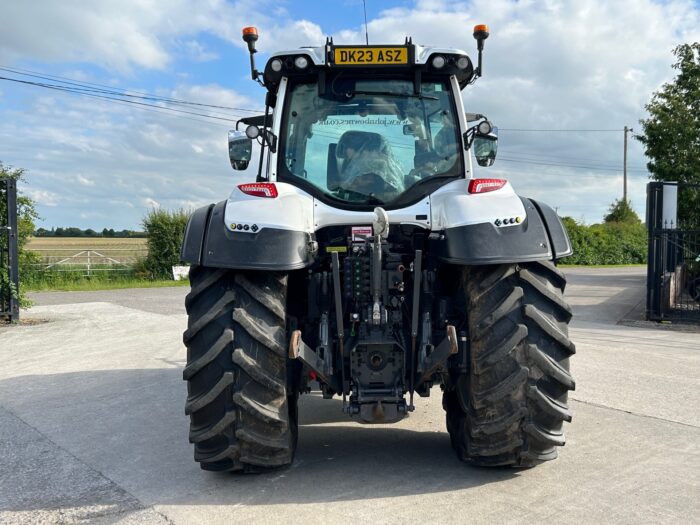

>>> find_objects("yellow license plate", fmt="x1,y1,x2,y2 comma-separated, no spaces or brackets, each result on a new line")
333,47,408,65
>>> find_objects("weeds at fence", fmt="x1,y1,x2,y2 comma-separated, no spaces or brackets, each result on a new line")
24,266,188,291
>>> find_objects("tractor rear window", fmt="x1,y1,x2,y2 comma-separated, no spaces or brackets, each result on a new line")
279,78,461,206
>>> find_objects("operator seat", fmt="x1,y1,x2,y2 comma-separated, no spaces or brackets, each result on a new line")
337,131,383,157
327,131,383,191
333,131,405,200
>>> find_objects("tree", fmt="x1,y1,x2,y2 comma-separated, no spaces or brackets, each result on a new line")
604,198,641,224
638,42,700,225
0,162,40,308
64,227,83,237
141,208,191,279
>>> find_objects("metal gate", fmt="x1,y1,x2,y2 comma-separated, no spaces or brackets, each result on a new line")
1,177,20,323
646,182,700,323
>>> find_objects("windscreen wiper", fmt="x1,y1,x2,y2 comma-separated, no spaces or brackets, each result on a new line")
409,173,459,189
346,90,438,100
404,173,459,195
333,188,385,205
389,173,458,208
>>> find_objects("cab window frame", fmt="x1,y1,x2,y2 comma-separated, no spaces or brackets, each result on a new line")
276,74,465,211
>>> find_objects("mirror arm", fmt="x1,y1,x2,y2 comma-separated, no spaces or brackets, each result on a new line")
255,106,268,181
265,131,277,153
463,126,477,149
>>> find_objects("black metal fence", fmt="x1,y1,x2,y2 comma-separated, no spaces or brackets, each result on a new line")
647,182,700,323
1,177,20,323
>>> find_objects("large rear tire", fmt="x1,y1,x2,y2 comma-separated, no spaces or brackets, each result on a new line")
183,266,297,472
443,261,575,467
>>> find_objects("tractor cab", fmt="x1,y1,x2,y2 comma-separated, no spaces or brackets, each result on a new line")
229,28,498,210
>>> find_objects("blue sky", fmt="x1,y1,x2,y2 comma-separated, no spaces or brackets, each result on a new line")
1,0,699,229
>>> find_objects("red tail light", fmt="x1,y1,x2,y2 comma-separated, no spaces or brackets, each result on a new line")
468,178,507,194
238,183,278,198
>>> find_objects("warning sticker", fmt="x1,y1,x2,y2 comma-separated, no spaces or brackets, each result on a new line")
351,226,373,243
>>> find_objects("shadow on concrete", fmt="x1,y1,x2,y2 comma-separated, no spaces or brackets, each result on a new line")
565,270,646,324
564,271,645,286
0,368,517,512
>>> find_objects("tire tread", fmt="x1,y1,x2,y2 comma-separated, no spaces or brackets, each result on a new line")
444,261,575,467
183,266,296,472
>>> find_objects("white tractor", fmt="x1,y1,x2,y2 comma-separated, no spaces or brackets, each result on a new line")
181,25,575,471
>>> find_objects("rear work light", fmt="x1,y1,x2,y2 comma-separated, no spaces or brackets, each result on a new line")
238,182,278,198
468,178,507,194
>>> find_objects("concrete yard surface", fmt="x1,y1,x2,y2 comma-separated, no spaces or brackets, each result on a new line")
1,266,699,524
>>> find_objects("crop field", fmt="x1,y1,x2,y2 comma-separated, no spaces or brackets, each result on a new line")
20,237,191,291
27,237,148,251
26,237,148,273
27,237,148,262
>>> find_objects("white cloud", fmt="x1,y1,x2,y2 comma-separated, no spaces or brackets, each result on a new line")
1,78,260,229
181,40,219,62
0,0,331,73
0,1,170,72
327,0,700,221
2,0,700,228
76,174,95,186
265,19,326,51
24,188,59,207
143,197,161,209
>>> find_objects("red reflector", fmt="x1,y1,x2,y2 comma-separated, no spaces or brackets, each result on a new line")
238,183,278,198
468,178,506,194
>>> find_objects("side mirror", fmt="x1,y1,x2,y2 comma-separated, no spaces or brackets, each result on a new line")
228,130,253,170
473,126,498,167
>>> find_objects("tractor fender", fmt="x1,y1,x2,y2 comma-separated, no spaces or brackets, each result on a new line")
181,202,213,265
433,197,572,264
181,200,315,270
529,198,573,259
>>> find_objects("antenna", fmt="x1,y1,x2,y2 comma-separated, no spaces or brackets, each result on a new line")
363,0,369,45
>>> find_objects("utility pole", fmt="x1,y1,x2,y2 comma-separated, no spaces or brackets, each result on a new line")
623,126,633,202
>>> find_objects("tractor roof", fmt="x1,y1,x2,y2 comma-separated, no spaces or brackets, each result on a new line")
262,40,475,91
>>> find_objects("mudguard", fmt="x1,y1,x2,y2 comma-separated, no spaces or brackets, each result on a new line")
181,203,213,265
528,198,573,259
181,201,315,270
433,197,572,264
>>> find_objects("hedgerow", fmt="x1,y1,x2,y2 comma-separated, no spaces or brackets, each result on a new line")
561,217,647,265
141,208,191,279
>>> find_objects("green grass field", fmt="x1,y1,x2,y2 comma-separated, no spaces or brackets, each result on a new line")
558,263,647,268
26,277,189,292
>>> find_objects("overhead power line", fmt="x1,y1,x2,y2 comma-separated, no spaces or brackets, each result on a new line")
0,65,263,114
500,128,623,132
499,149,648,171
0,64,650,176
497,156,649,174
0,76,253,124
